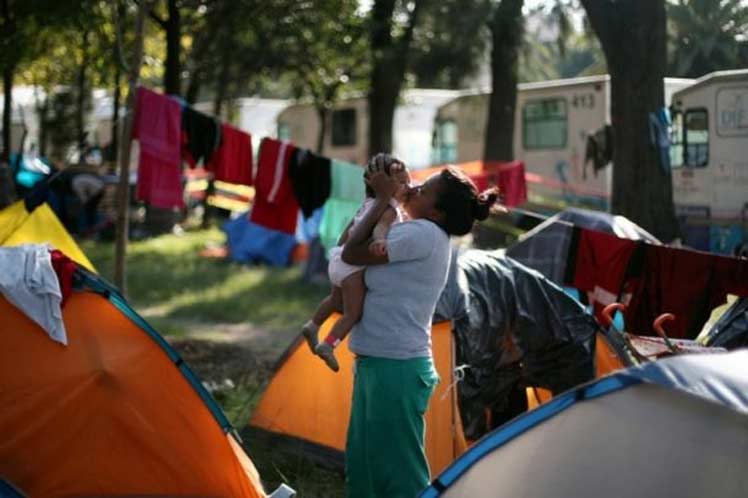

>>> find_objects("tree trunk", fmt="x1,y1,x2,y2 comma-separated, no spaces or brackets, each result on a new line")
0,64,16,208
76,29,90,161
184,69,201,105
316,106,327,154
483,0,523,162
114,0,150,294
38,97,49,157
213,69,228,118
581,0,678,241
163,0,181,95
367,0,423,156
111,62,122,167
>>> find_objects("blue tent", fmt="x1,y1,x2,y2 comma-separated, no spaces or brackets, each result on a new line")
421,350,748,498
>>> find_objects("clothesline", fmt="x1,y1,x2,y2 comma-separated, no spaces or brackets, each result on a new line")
131,86,529,267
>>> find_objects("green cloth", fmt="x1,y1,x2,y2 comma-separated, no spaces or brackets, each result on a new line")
319,160,366,253
346,356,439,498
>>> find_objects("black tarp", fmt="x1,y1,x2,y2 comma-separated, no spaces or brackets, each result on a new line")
435,250,598,440
702,298,748,350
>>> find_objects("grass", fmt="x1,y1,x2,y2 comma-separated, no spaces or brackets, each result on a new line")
81,227,343,497
81,228,327,336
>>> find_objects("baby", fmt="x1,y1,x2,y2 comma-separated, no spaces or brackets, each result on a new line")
301,154,411,371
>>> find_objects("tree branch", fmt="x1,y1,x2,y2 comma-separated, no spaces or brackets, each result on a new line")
397,0,425,55
149,8,168,29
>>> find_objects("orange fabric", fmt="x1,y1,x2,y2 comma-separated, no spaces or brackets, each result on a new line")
410,161,486,183
595,332,627,377
290,243,309,263
0,292,264,498
525,387,553,410
526,335,626,411
250,318,464,475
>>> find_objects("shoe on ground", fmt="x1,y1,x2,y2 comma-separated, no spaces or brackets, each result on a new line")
315,343,340,372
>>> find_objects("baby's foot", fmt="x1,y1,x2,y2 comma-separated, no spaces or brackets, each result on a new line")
301,322,319,354
315,343,340,372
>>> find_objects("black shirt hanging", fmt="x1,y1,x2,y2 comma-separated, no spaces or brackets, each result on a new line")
288,148,332,219
182,107,220,167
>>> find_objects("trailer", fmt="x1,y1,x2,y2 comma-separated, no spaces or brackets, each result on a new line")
276,89,460,168
670,69,748,256
432,75,693,211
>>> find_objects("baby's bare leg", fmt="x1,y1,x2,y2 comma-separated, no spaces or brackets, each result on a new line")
325,270,366,342
312,285,343,325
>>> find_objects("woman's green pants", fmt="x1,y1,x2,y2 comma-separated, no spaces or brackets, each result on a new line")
345,356,439,498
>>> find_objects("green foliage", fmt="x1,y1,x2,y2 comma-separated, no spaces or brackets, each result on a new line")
282,0,369,107
410,0,493,88
667,0,748,77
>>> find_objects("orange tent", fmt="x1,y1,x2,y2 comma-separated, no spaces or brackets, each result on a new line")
250,319,468,476
0,269,266,498
250,318,629,476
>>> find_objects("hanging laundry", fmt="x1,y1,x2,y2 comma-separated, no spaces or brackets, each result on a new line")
624,245,748,339
132,87,184,209
318,160,366,253
649,108,671,175
223,213,296,267
182,107,220,167
250,138,298,234
497,161,527,207
467,171,493,192
287,148,332,219
136,151,185,209
569,227,639,322
49,249,76,307
207,124,253,186
0,245,68,345
583,125,613,179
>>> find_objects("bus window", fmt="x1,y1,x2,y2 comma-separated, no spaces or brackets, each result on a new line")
277,122,291,141
669,110,684,168
523,98,568,150
432,119,457,164
684,109,709,167
332,108,357,146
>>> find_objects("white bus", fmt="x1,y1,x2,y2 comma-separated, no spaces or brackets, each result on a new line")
432,75,694,211
670,69,748,255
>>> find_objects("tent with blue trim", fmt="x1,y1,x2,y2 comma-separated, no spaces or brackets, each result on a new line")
0,264,266,497
421,350,748,498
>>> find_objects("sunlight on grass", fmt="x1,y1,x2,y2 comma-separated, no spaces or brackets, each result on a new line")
81,228,327,337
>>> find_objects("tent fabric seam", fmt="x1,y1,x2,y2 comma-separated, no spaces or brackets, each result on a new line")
76,269,235,434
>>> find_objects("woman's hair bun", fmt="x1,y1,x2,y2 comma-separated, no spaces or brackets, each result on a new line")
471,188,500,221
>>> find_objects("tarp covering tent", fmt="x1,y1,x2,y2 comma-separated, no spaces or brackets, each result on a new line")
701,297,748,349
0,199,95,272
421,350,747,498
249,319,468,476
506,207,658,284
223,211,297,266
0,263,265,497
250,249,627,473
442,251,600,439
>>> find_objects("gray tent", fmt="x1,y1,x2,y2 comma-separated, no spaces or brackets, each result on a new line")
421,350,747,498
506,208,659,285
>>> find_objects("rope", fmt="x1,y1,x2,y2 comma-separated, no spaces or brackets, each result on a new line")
440,364,470,401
